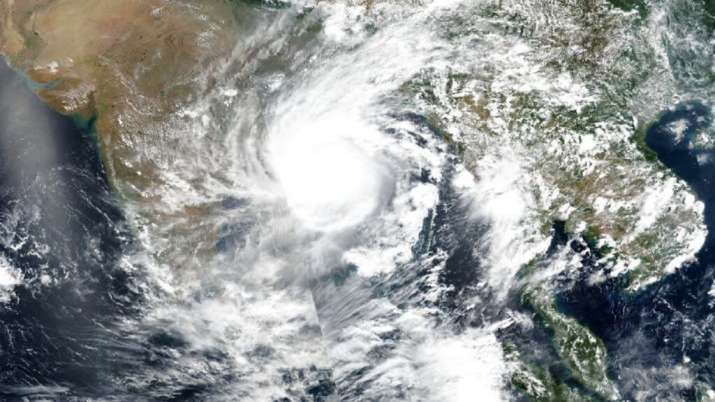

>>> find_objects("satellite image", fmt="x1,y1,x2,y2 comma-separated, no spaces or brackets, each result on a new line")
0,0,714,400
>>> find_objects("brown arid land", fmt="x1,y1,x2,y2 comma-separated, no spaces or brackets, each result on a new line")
0,0,240,198
0,0,245,275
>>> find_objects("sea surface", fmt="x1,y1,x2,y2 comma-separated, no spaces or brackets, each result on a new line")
0,58,141,399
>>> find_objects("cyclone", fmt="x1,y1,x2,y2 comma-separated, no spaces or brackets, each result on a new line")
1,0,715,401
267,113,389,232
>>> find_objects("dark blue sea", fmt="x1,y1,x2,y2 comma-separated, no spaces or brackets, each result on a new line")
0,59,144,400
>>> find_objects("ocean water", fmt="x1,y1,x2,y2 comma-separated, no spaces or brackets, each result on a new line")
0,59,144,398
